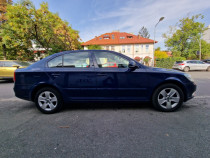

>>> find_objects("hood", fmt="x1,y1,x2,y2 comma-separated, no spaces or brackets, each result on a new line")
149,67,185,74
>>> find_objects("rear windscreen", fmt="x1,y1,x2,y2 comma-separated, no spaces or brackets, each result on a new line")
175,61,183,64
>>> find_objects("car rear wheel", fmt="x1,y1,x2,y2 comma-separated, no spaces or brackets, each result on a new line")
35,87,63,114
183,66,190,72
152,84,184,112
207,66,210,71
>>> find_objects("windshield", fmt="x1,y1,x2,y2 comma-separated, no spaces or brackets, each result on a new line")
14,61,31,66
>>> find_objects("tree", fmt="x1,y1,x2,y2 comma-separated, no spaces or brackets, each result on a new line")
155,50,168,58
87,45,102,50
163,14,208,59
0,0,12,60
138,26,150,38
0,0,81,60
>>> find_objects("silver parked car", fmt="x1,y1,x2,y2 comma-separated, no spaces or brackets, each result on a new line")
172,60,210,72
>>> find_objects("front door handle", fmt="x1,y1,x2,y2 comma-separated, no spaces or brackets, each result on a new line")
51,73,61,77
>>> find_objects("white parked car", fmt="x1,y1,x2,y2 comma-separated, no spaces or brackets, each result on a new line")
172,60,210,72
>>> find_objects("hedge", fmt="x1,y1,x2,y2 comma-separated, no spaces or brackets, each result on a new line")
155,57,186,69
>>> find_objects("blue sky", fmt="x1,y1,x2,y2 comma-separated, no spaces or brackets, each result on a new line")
14,0,210,50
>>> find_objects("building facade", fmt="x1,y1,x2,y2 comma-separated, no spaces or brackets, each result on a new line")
203,25,210,43
82,31,156,65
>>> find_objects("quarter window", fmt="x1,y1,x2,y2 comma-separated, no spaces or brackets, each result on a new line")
94,52,129,68
48,56,63,68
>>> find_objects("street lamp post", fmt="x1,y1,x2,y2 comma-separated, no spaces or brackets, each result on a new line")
153,17,165,67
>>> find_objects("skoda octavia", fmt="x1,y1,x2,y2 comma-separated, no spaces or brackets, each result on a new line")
14,50,196,114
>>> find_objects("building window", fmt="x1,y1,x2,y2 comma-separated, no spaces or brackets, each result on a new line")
127,45,131,53
120,37,125,39
127,36,133,38
141,45,144,51
121,45,125,53
135,45,139,52
111,46,115,51
146,45,149,52
106,46,109,50
112,35,115,39
99,37,102,40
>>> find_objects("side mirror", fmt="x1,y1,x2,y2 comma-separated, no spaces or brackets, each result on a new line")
12,65,20,68
128,60,138,71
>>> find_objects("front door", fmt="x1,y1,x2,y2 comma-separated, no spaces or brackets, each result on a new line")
93,51,148,100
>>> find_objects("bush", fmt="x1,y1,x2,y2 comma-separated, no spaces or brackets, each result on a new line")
156,57,186,69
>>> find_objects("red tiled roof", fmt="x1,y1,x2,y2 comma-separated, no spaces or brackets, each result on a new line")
82,32,157,46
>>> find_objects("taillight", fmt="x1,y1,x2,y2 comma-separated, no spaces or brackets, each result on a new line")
13,72,16,82
178,63,185,65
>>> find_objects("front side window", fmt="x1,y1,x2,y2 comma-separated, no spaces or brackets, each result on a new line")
94,52,129,68
63,52,90,68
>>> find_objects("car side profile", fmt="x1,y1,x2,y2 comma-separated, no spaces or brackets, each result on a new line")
172,60,210,72
14,50,196,114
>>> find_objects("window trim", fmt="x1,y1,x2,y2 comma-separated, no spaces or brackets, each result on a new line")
47,52,94,68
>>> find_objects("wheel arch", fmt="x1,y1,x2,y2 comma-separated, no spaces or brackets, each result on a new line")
31,83,62,102
151,79,187,101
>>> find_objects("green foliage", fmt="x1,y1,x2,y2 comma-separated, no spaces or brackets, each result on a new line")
0,0,81,60
163,14,207,59
138,26,150,38
156,57,186,69
87,45,102,50
143,56,151,65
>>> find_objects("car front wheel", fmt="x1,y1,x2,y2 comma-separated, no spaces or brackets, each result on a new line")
35,87,63,114
152,84,184,112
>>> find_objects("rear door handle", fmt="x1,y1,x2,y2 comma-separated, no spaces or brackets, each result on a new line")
97,73,107,76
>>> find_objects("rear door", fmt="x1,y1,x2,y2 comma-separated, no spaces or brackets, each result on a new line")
46,52,97,100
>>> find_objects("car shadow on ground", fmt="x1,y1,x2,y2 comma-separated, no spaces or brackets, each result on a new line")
0,80,14,84
63,102,154,111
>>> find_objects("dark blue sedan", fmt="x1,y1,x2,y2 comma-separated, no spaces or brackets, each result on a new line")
14,50,196,114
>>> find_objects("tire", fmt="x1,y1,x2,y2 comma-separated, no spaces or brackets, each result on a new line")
183,66,190,72
152,84,184,112
207,66,210,71
34,87,63,114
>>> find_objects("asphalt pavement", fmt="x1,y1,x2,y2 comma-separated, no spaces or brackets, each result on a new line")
0,71,210,158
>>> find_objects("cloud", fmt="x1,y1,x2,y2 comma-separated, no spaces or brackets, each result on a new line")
80,0,210,48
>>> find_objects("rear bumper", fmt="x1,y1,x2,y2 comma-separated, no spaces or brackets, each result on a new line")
14,84,31,101
172,66,184,70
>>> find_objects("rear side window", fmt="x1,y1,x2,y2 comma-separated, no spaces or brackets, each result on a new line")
63,52,90,68
48,56,63,68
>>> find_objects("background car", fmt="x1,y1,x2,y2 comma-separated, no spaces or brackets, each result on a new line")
14,50,196,114
0,60,31,80
172,60,210,72
203,59,210,64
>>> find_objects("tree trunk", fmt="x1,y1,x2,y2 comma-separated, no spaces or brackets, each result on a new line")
2,44,6,60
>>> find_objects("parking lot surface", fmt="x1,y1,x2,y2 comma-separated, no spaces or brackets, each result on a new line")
0,71,210,158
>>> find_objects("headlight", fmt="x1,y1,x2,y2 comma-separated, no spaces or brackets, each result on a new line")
184,73,194,82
